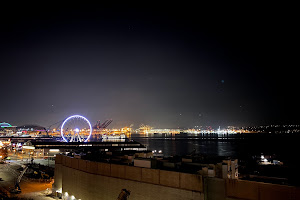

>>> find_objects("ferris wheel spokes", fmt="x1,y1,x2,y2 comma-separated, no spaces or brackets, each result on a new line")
61,115,92,142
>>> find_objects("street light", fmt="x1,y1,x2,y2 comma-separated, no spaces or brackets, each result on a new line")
47,152,49,167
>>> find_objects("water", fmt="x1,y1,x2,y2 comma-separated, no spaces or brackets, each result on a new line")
130,133,300,185
130,133,299,164
132,137,237,157
131,133,242,157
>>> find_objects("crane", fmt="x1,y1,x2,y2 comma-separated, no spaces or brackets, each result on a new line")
10,166,28,194
93,119,113,130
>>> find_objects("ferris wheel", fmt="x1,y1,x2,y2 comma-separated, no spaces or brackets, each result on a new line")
61,115,92,142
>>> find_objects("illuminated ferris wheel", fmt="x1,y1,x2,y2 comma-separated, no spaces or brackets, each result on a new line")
61,115,92,142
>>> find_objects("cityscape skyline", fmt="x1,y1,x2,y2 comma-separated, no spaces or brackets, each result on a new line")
2,117,300,131
0,3,299,199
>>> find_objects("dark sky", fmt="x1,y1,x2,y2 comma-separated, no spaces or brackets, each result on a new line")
0,3,298,128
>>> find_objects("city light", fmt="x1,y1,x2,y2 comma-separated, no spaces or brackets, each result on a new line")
56,188,62,193
49,149,60,152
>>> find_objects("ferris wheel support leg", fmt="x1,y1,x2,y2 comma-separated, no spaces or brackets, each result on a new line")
76,132,82,142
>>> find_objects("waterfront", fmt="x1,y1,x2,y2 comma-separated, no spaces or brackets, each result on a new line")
131,133,300,186
131,133,299,168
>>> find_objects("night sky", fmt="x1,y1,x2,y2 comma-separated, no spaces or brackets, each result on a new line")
0,3,298,128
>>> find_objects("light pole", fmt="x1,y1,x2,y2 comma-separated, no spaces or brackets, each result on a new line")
47,152,49,167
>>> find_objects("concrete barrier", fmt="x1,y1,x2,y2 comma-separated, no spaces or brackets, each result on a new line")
71,158,79,169
86,161,98,174
111,164,126,179
160,170,180,188
58,156,205,192
226,179,258,200
141,168,160,185
53,164,62,190
55,156,300,200
55,154,63,164
259,182,295,200
97,162,111,176
125,166,142,181
225,179,300,200
58,165,205,200
180,173,203,192
62,155,66,165
78,159,87,172
65,156,72,168
206,178,225,200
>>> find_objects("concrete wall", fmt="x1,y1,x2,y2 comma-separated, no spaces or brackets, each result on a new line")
53,164,62,191
203,177,300,200
225,179,300,200
125,166,142,181
54,155,204,200
180,173,203,191
61,166,203,200
141,168,160,184
160,170,180,188
54,155,300,200
206,177,226,200
53,155,63,191
134,159,151,168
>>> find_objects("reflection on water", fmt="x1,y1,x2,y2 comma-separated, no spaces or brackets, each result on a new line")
130,134,237,157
